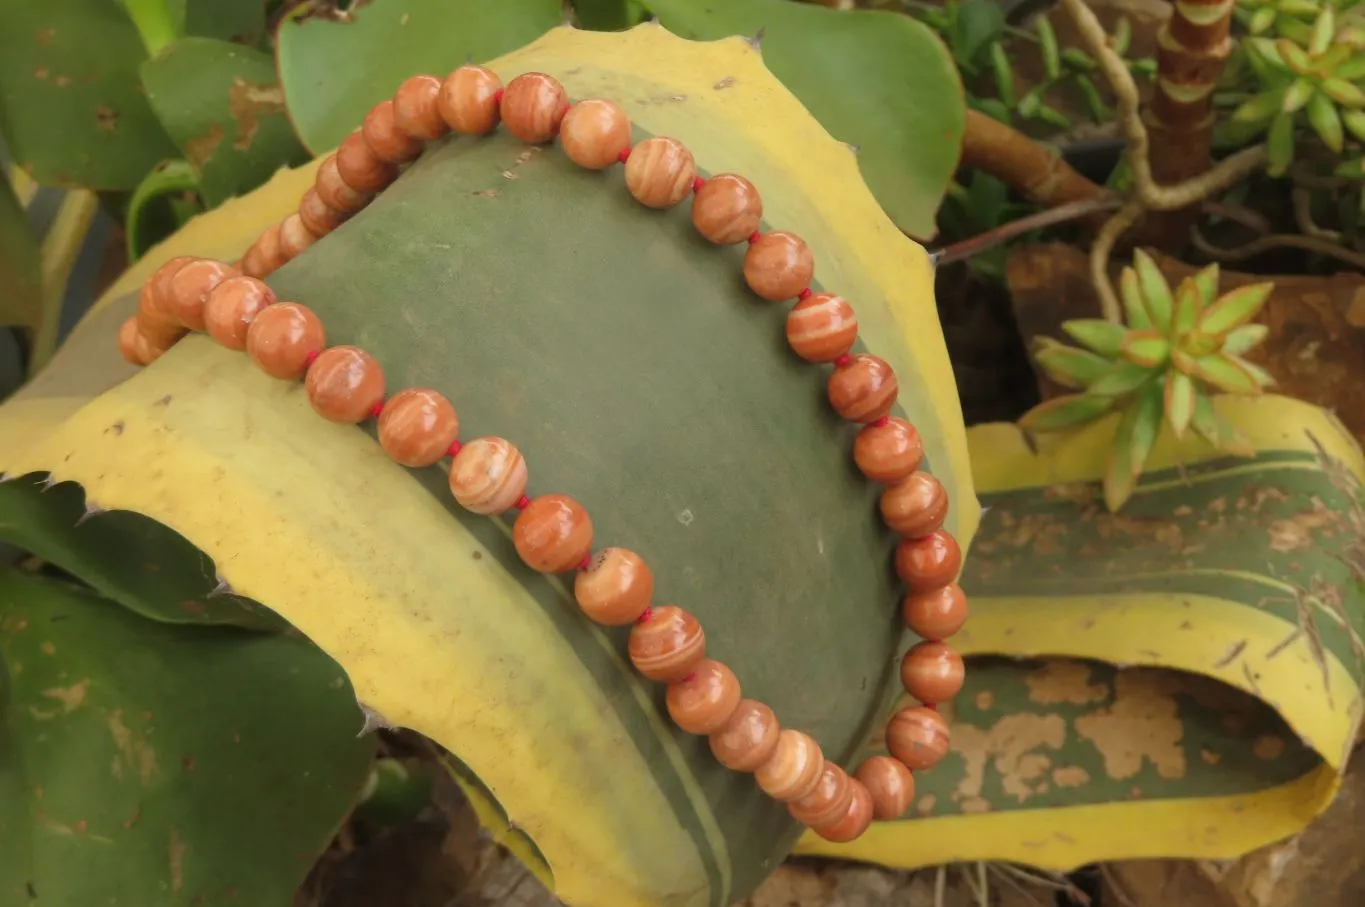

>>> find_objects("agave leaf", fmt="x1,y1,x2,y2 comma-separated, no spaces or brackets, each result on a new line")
1277,39,1313,73
1034,344,1112,389
1343,107,1365,141
1230,354,1277,387
1170,347,1198,375
1191,352,1263,395
1132,249,1173,332
1198,282,1273,334
1282,77,1315,113
1017,393,1116,432
1171,276,1201,338
1267,111,1296,175
1309,7,1334,54
1190,390,1256,456
1222,323,1270,355
1120,330,1171,368
1164,371,1196,438
1062,318,1128,356
1322,77,1365,107
1233,89,1285,123
1089,359,1157,396
1306,91,1344,151
1118,267,1153,329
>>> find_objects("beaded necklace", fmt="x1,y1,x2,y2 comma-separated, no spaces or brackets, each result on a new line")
118,65,969,844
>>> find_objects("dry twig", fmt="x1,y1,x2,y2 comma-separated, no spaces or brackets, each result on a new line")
1191,226,1365,270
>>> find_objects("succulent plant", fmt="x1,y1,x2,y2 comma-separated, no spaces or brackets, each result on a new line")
1019,251,1275,511
1233,7,1365,174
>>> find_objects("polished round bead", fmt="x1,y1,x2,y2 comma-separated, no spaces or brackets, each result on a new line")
299,188,348,238
140,329,174,363
666,659,742,734
896,530,962,591
362,99,424,164
513,494,594,573
624,136,695,209
903,583,969,640
377,388,459,467
559,99,632,170
139,255,195,329
393,74,448,141
245,302,326,380
812,779,873,843
855,756,916,820
573,547,653,625
241,223,287,279
278,213,318,261
744,231,814,301
886,705,950,770
788,761,854,828
708,699,780,772
305,346,386,423
755,729,824,802
316,155,373,213
438,64,504,135
204,275,276,351
785,293,858,363
828,354,898,423
167,259,238,332
628,605,705,683
880,472,947,538
337,130,398,193
691,173,762,245
855,418,924,484
900,641,965,704
448,437,528,515
118,317,145,365
499,72,569,144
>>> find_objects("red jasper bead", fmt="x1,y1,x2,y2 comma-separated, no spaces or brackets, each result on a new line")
902,583,968,640
854,417,924,484
828,354,898,423
880,472,948,538
895,530,962,591
628,605,705,683
886,706,950,771
785,293,858,363
900,641,965,704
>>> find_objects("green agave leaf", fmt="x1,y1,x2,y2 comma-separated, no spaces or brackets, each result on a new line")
0,0,177,189
0,175,43,340
1323,77,1365,107
1017,393,1116,432
1222,322,1270,355
1190,390,1256,456
1230,353,1277,387
1171,276,1201,338
1343,107,1365,141
1132,248,1173,332
1062,318,1128,356
1118,267,1153,329
1309,7,1334,54
1233,88,1286,123
1198,281,1273,334
1034,343,1112,388
1277,38,1313,73
1101,383,1160,512
641,0,969,239
1164,370,1196,438
1267,111,1296,175
125,159,205,263
140,37,311,207
0,568,376,906
1088,359,1156,396
1192,262,1220,308
1119,329,1171,368
1191,352,1263,394
1282,77,1315,112
1306,90,1345,150
574,0,645,29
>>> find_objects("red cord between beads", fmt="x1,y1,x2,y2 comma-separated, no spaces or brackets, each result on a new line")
833,353,853,368
637,606,654,624
368,400,384,419
746,231,762,245
576,553,592,571
797,288,812,301
617,147,632,164
872,416,889,428
304,350,320,368
514,495,531,510
681,672,697,683
447,439,462,457
493,89,504,105
692,176,705,193
924,702,939,712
